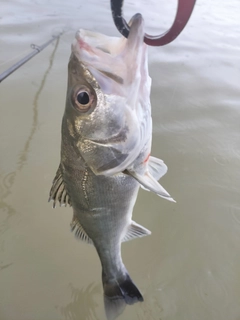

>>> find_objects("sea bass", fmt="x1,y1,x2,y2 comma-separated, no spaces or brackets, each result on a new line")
49,13,174,319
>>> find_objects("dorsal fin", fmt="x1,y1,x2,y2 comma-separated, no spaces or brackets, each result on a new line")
48,165,71,208
70,216,93,245
122,221,151,242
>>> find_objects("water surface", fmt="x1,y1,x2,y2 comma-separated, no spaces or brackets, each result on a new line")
0,1,240,319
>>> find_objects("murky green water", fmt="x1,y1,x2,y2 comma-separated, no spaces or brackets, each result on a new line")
1,0,240,319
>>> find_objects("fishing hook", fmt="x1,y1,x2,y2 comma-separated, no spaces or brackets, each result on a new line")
110,0,196,46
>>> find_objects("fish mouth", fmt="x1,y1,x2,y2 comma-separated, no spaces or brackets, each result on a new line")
72,13,145,58
71,14,147,96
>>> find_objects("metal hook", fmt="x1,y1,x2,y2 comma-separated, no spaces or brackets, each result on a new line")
110,0,196,46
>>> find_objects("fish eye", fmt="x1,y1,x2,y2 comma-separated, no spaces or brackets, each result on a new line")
77,91,89,105
73,88,95,112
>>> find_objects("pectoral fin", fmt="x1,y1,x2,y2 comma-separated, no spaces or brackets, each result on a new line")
122,221,151,242
148,156,168,180
48,165,71,208
126,169,176,203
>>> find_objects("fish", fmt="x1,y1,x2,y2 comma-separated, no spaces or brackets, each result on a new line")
49,13,175,320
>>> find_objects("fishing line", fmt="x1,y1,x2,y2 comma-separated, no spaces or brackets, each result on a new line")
0,31,63,83
0,48,32,68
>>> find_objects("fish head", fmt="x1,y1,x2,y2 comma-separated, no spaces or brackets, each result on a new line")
64,14,152,175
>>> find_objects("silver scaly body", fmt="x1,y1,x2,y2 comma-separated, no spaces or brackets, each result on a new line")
49,14,174,320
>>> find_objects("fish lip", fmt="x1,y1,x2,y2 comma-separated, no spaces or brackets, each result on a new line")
128,13,144,36
121,13,145,50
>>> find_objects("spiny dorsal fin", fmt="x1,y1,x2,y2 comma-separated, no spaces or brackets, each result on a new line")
70,217,93,245
126,169,176,203
122,220,151,242
148,156,168,181
48,165,71,208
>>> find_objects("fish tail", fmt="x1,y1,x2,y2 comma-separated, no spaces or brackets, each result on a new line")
103,272,143,320
103,273,143,304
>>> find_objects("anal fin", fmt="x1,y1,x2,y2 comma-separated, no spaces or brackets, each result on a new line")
122,221,151,242
48,165,71,208
70,216,93,245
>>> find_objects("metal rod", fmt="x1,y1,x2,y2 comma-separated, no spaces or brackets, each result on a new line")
0,33,62,83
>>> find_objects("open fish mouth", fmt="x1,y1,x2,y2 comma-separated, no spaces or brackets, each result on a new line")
72,13,145,61
71,14,148,97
